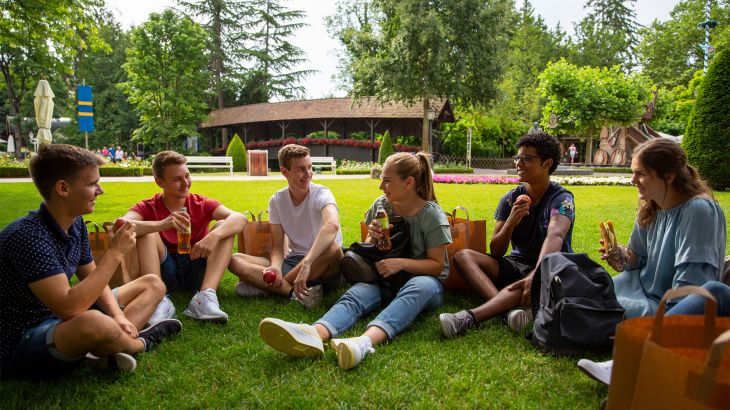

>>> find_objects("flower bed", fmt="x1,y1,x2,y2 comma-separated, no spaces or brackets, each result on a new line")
433,174,634,186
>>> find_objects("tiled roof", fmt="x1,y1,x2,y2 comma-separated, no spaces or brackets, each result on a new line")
201,97,450,128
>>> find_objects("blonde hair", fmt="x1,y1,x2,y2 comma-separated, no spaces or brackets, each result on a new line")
384,152,436,202
152,151,187,178
278,144,310,170
634,139,712,227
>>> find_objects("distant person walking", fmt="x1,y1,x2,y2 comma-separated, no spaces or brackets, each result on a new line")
568,143,577,164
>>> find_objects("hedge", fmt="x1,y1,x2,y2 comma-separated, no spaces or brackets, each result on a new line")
226,133,247,172
683,50,730,190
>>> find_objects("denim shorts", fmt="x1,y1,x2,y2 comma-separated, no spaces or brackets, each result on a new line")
1,318,84,378
282,254,305,275
283,254,343,290
160,252,207,293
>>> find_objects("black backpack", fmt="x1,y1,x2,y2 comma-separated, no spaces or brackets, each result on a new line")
531,252,625,356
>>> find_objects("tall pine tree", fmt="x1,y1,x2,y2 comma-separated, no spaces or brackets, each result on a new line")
573,0,640,70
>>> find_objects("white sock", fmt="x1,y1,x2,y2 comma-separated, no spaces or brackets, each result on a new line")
354,335,374,352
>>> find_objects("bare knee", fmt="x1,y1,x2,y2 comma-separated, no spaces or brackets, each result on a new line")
74,310,123,344
453,249,476,269
139,273,166,297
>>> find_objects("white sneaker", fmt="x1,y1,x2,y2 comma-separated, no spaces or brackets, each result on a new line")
235,281,269,298
293,284,324,310
85,352,137,373
577,359,613,386
331,336,374,370
183,288,228,323
147,295,176,327
506,308,532,333
258,318,324,358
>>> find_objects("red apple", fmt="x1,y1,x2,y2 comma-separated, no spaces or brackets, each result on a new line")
263,269,277,284
113,218,126,232
516,194,532,207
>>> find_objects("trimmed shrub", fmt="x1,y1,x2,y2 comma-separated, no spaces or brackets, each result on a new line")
0,167,30,177
378,131,395,164
683,50,730,191
226,133,247,172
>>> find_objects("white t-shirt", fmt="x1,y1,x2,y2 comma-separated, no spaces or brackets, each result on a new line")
268,183,343,256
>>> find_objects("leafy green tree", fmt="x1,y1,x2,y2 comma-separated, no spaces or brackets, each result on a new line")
119,10,211,150
637,0,729,89
538,59,651,163
683,50,730,190
572,0,640,70
60,14,137,149
226,133,247,172
378,130,394,164
329,0,512,153
243,0,314,101
647,71,703,135
0,0,107,155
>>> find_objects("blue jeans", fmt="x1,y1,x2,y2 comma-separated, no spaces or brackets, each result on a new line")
315,275,443,340
1,318,84,378
666,281,730,317
160,253,207,293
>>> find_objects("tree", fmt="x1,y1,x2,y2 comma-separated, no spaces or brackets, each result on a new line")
538,59,651,163
119,10,211,150
177,0,255,148
572,0,640,70
683,50,730,190
378,130,394,164
647,70,703,136
0,0,107,156
637,0,730,89
60,13,137,149
226,133,247,172
329,0,512,153
243,0,315,101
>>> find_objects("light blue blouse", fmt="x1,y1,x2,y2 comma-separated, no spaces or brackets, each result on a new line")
613,197,726,318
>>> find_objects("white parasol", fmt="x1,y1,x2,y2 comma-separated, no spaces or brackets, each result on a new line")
34,79,55,145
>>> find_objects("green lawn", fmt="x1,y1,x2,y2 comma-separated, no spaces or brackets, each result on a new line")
1,179,729,408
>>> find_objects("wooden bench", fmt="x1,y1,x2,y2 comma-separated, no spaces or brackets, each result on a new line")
310,156,336,174
185,156,234,174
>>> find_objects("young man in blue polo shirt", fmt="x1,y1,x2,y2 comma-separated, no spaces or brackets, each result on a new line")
0,144,181,378
439,132,575,337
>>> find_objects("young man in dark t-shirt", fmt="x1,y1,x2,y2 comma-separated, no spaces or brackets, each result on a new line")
0,144,181,378
439,132,575,337
120,151,246,324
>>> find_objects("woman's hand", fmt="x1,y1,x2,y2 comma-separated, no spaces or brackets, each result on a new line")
599,241,630,272
375,258,403,278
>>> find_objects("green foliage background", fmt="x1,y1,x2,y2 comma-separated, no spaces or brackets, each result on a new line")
683,50,730,191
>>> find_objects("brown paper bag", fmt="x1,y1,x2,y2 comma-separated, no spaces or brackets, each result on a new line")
84,221,137,288
607,287,730,410
239,211,273,258
444,206,487,290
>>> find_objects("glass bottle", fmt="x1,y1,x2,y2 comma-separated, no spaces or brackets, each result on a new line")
177,206,192,255
375,203,391,251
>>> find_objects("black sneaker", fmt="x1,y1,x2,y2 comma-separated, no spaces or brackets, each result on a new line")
138,318,182,351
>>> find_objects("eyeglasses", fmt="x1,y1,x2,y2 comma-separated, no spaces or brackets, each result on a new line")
512,155,539,164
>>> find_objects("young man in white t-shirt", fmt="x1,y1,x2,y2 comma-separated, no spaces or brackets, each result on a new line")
229,144,343,308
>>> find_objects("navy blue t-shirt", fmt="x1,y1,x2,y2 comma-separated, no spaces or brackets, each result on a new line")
0,204,93,361
494,182,575,263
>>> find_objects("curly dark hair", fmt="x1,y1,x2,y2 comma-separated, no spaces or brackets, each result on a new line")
516,132,561,174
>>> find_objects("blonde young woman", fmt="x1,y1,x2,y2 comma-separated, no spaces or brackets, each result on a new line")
258,152,452,370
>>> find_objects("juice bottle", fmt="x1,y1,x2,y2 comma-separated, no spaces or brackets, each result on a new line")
177,206,192,254
375,203,391,251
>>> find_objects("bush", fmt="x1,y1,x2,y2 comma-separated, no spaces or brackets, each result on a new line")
683,50,730,190
433,161,474,174
226,133,247,172
0,167,30,177
99,166,151,176
378,131,395,164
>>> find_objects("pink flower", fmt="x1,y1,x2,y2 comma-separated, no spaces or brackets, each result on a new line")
432,175,520,185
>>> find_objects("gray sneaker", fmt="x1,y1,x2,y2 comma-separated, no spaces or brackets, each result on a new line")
258,318,324,358
235,281,269,298
439,310,475,338
147,295,176,327
183,288,229,323
506,308,532,333
293,284,324,310
85,352,137,373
